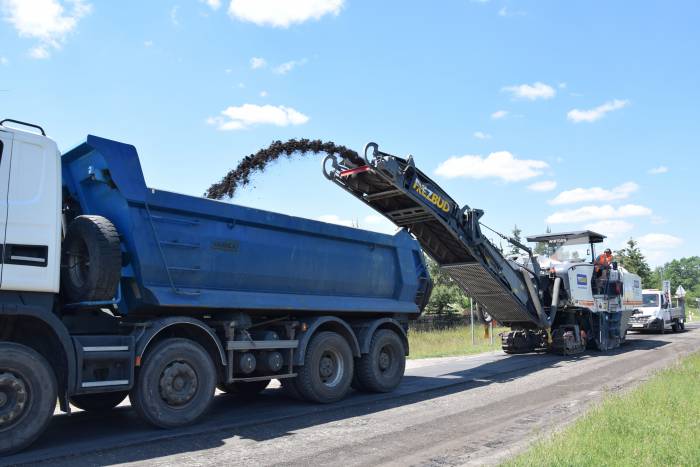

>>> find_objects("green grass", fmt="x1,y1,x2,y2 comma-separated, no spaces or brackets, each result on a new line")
408,325,508,359
505,352,700,467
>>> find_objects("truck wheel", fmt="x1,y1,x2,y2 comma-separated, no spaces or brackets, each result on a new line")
0,343,57,455
62,215,121,303
295,332,353,403
70,391,128,412
218,380,270,397
672,321,680,333
130,338,216,428
355,329,406,393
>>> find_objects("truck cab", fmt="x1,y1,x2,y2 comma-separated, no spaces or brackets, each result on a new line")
0,120,62,293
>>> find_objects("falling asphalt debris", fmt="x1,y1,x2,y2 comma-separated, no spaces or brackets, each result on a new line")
205,138,363,199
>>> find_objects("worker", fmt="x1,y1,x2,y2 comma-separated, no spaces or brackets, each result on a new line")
594,248,613,293
595,248,613,272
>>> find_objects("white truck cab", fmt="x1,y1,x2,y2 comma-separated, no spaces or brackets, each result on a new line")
0,120,62,293
629,288,686,333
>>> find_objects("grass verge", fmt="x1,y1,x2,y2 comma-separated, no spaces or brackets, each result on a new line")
505,351,700,466
408,325,508,359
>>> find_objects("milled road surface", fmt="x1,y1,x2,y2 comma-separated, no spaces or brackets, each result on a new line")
4,326,699,467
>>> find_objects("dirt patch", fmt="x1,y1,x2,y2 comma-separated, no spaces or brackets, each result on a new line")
205,139,362,199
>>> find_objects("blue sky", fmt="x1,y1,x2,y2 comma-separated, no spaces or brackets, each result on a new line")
1,0,698,265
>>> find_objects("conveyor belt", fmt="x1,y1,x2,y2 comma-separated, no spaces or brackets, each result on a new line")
324,143,542,327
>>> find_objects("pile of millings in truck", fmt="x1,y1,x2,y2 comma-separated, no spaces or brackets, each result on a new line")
205,138,362,199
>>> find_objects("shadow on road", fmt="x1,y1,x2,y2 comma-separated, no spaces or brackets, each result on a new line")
1,336,673,466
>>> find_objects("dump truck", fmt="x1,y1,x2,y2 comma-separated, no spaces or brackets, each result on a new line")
0,120,432,454
325,142,641,355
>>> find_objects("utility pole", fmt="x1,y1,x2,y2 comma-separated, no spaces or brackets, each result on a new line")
470,298,475,345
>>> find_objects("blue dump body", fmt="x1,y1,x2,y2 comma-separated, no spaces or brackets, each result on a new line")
61,136,430,317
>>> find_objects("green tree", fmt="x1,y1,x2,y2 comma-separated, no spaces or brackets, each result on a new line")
424,256,470,314
616,238,653,287
510,224,522,255
533,226,551,255
658,256,700,294
647,256,700,311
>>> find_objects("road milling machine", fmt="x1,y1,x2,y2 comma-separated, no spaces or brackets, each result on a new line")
324,143,642,354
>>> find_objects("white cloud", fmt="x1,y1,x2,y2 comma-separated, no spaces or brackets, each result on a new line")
363,214,398,234
273,58,307,74
200,0,221,10
1,0,92,58
144,40,154,47
228,0,344,28
502,82,555,100
527,180,557,192
567,99,629,123
546,204,652,224
316,214,398,234
491,110,509,119
207,103,309,130
0,56,8,65
473,131,491,140
498,6,525,17
250,56,266,69
317,214,354,228
259,90,268,97
549,182,638,205
363,214,385,225
29,45,49,59
648,166,668,175
170,5,180,26
637,233,683,250
435,151,548,182
585,220,634,238
558,82,567,89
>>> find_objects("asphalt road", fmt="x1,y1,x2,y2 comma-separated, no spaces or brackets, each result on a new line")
3,326,699,467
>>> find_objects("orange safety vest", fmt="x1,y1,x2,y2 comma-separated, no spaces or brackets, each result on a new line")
595,253,612,272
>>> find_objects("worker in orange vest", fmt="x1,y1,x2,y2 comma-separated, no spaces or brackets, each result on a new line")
595,248,613,273
594,248,613,293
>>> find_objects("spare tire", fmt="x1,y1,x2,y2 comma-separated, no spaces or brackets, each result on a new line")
62,215,121,303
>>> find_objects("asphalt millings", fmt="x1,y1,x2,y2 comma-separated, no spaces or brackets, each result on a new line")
205,138,363,200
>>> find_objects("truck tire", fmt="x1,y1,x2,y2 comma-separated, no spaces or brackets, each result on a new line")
0,343,57,456
70,391,128,412
672,321,680,333
130,338,216,428
217,380,270,397
295,331,353,404
355,329,406,393
62,215,121,303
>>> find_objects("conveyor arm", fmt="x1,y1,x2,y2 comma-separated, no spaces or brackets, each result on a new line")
324,142,548,328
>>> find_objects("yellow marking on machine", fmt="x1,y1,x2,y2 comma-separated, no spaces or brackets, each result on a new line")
412,178,450,212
